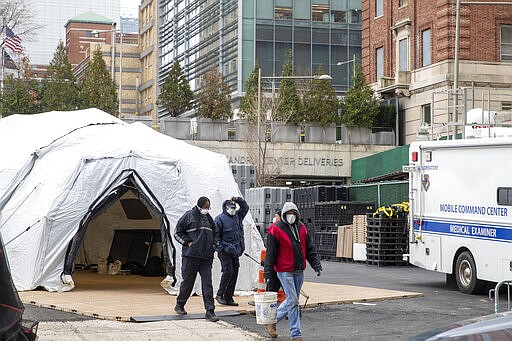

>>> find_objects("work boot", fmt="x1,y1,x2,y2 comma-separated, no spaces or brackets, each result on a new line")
215,295,228,305
266,323,277,338
225,298,239,306
174,305,187,315
205,309,219,322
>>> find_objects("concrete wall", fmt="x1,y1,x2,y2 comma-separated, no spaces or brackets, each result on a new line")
190,140,392,179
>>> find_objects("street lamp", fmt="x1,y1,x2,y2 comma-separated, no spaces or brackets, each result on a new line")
337,54,357,79
91,24,123,116
255,71,332,185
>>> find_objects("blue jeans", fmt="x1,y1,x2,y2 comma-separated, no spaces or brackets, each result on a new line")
276,271,304,339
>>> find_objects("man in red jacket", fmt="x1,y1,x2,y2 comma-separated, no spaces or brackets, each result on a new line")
264,202,322,341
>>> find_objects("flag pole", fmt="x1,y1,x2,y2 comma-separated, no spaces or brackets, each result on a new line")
1,19,5,92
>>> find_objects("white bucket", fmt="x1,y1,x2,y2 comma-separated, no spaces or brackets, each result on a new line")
254,292,278,324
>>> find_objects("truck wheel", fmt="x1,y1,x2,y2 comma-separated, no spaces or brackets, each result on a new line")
455,251,485,294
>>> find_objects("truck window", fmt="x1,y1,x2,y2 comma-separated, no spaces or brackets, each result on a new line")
497,187,512,206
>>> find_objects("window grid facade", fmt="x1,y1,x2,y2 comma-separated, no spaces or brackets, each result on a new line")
158,0,362,116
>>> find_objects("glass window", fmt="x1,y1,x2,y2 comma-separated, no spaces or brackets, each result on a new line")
295,0,311,20
294,26,311,43
312,44,329,74
275,42,292,75
256,1,274,19
332,0,347,23
312,4,329,21
313,28,329,44
375,0,383,17
497,187,512,206
399,0,407,7
349,31,362,45
243,19,254,40
422,29,431,67
349,0,362,23
422,103,431,124
275,6,292,20
294,43,311,73
399,38,408,71
332,10,346,23
275,24,292,41
376,47,383,79
331,45,348,63
256,24,274,40
501,25,512,61
256,41,274,75
331,30,348,45
243,0,254,18
350,9,361,23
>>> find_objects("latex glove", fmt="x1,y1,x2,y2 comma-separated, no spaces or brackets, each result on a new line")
315,269,322,277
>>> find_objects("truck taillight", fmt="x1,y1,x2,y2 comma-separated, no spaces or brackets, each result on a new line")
411,151,418,162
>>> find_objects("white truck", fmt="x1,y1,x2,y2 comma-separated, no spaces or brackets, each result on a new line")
404,137,512,293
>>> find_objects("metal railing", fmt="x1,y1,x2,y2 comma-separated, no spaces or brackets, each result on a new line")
489,280,512,313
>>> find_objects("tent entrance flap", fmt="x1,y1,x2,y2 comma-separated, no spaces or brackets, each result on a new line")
63,170,176,285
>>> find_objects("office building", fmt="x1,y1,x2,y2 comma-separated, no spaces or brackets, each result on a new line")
158,0,362,117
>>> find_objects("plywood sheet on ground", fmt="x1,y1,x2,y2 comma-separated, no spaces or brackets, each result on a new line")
19,271,423,321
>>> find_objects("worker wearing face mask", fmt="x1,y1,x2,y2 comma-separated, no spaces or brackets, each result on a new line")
264,202,322,341
174,196,219,322
214,196,249,306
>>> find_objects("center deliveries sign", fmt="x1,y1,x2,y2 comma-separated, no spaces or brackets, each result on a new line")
191,141,393,178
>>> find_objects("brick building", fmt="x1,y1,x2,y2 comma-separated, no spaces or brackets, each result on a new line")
363,0,512,144
66,12,140,117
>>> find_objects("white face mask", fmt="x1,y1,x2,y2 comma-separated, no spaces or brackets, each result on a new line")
199,207,209,215
286,214,296,224
227,208,236,216
272,217,278,223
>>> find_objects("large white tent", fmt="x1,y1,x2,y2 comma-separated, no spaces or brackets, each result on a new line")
0,109,264,294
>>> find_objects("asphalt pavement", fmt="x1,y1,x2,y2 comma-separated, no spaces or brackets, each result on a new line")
23,261,497,340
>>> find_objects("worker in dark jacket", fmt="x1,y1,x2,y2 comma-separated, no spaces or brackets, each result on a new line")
174,196,219,322
264,202,322,341
214,196,249,306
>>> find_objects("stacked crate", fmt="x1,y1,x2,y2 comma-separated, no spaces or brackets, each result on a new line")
365,215,408,266
231,164,256,197
292,185,349,228
313,201,374,260
245,187,292,240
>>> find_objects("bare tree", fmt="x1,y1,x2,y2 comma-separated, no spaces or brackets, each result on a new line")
0,0,41,38
240,65,302,186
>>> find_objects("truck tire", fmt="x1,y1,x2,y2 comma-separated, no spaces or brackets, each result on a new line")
455,251,485,294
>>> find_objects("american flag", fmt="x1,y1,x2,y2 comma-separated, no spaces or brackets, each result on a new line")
4,26,23,53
